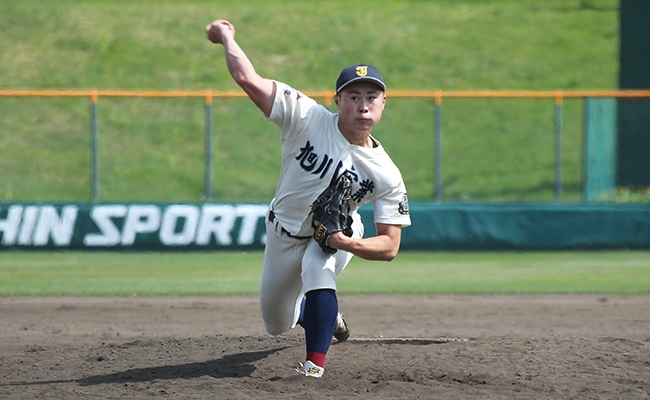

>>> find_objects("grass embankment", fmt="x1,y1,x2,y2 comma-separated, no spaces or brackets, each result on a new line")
0,0,619,203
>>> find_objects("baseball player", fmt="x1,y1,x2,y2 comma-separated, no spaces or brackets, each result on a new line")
206,19,411,378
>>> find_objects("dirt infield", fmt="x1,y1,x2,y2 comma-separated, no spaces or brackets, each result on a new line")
1,295,649,399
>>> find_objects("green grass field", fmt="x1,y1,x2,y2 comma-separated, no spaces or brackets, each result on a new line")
0,0,622,203
1,251,648,296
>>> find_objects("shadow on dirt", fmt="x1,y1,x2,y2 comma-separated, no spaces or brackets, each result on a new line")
5,347,288,388
79,347,288,385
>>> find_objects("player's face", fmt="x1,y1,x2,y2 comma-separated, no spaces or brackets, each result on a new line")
335,82,386,134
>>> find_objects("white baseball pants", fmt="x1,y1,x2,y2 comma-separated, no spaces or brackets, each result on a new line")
259,209,364,336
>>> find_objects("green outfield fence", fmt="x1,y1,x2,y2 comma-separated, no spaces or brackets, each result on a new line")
1,89,650,204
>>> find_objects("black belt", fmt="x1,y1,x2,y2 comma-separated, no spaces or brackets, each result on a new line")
269,210,312,240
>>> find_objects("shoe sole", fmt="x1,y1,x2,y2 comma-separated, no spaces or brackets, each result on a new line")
333,314,350,342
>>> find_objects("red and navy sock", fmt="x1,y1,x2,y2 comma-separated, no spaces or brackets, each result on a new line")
301,289,338,368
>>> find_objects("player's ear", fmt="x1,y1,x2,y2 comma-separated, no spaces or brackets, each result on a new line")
334,94,341,110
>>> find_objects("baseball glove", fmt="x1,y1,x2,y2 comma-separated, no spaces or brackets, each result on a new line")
311,172,354,254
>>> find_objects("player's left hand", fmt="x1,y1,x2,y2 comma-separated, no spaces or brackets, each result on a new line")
311,173,353,254
325,231,352,250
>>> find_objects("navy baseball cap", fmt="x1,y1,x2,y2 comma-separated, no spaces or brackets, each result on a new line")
335,63,386,93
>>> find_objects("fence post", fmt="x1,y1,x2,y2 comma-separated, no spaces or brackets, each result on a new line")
554,91,563,202
583,97,617,202
91,89,99,202
205,90,213,202
434,90,443,202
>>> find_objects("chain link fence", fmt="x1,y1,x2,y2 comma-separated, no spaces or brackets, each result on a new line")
1,90,649,203
617,99,650,191
1,96,91,201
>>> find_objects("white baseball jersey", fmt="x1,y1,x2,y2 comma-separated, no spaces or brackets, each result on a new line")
266,81,411,237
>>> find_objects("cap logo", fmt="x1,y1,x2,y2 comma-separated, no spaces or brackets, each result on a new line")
355,66,368,77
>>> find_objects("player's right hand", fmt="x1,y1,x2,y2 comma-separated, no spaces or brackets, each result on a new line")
206,20,235,44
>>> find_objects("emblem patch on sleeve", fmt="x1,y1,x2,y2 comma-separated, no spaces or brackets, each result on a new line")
398,194,410,215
